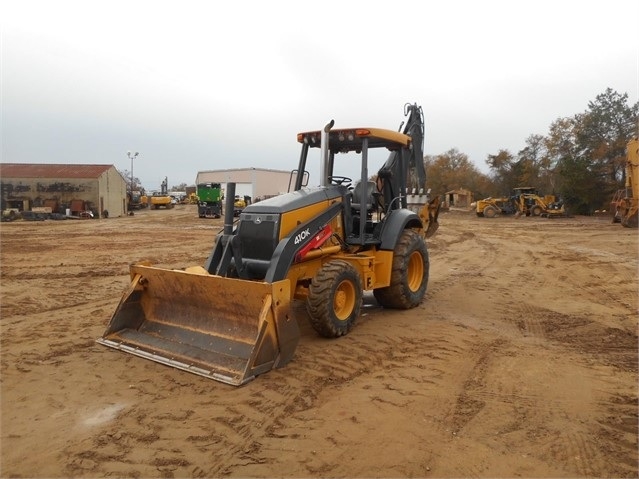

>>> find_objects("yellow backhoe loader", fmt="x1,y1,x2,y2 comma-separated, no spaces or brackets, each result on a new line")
476,196,517,217
98,103,440,386
476,187,565,218
511,187,566,218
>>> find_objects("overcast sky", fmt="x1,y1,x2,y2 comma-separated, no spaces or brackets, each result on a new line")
2,0,638,191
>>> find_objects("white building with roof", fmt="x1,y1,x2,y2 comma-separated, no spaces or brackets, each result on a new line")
0,163,127,218
195,167,298,201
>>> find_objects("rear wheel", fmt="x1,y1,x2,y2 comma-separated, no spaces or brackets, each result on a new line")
374,229,429,309
483,206,498,218
530,205,543,216
306,260,362,338
622,211,638,228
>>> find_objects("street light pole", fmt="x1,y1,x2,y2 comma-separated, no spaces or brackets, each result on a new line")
127,151,139,204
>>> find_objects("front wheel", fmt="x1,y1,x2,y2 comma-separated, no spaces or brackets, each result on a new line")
306,260,362,338
374,229,429,309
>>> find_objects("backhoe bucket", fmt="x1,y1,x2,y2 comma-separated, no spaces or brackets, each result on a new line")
97,264,299,386
411,195,441,238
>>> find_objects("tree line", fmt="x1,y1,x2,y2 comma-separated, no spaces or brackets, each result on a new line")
425,88,638,214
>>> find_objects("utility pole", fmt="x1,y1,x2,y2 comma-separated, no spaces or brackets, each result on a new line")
127,151,139,201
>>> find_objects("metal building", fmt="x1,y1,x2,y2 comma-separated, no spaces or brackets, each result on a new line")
195,168,296,201
0,163,127,218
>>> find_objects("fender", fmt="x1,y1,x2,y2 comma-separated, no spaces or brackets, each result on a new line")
378,209,423,250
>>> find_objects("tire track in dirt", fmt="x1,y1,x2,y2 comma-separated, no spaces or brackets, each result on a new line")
189,307,478,477
440,340,631,477
3,211,637,478
59,308,442,477
595,392,639,476
1,299,117,392
422,218,637,477
487,290,636,476
447,339,502,434
428,230,501,295
211,301,502,477
543,430,603,477
543,242,637,317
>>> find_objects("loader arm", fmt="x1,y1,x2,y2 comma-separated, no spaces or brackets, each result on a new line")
264,202,344,282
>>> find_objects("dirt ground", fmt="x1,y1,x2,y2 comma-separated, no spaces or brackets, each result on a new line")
1,204,637,478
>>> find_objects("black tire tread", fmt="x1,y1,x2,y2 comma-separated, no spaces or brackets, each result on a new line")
373,229,428,309
306,260,361,338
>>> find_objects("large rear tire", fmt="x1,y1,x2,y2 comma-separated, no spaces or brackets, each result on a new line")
483,206,498,218
374,229,428,309
622,211,638,228
306,260,362,338
530,205,543,216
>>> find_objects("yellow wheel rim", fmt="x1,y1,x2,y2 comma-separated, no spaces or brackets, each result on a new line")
407,251,424,292
333,279,356,321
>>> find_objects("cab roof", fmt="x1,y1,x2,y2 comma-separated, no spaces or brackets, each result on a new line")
297,127,411,152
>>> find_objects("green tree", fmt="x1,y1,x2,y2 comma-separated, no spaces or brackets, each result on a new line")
485,149,518,193
545,115,603,214
576,88,638,195
546,89,638,213
483,88,639,214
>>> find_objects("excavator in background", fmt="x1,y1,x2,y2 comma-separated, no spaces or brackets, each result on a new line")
611,138,638,228
127,189,147,210
98,102,441,386
150,177,174,209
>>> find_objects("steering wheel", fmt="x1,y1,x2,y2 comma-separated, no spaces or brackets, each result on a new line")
328,175,352,186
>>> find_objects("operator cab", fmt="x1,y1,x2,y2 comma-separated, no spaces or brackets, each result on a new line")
295,126,413,245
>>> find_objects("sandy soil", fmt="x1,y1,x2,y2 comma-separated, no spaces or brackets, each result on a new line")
1,204,637,478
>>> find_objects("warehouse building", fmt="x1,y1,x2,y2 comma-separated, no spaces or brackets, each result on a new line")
0,163,127,218
195,167,297,202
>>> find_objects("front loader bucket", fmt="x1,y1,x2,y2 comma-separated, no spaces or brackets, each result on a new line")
97,264,299,386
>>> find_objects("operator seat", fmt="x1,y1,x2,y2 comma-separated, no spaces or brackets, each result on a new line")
350,181,378,212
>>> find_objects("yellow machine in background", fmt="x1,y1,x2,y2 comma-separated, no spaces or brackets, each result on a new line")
150,195,173,209
127,190,148,210
233,195,251,216
476,187,565,218
98,103,440,386
614,138,639,228
511,187,566,218
476,196,516,217
150,176,174,209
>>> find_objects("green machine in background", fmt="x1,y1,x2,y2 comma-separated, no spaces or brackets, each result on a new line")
197,182,223,218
